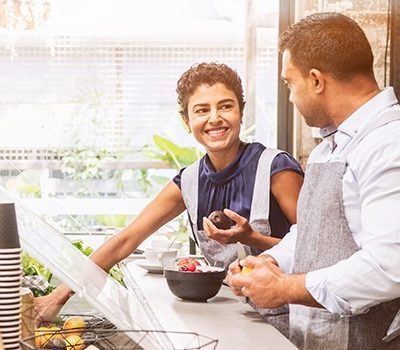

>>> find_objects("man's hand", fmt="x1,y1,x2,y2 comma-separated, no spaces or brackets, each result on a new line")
229,255,289,308
203,209,257,245
226,259,243,296
229,255,320,309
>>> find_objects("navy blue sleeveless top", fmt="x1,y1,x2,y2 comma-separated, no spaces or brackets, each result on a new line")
173,142,303,238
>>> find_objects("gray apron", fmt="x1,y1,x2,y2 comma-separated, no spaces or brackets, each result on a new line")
181,148,289,336
290,109,400,350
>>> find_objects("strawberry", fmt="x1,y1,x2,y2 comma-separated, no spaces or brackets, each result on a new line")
187,264,196,272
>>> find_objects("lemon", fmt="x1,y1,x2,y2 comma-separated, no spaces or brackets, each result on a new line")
63,316,86,337
241,266,253,275
34,326,61,348
64,335,85,350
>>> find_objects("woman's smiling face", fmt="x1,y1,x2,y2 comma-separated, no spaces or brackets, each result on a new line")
187,83,242,155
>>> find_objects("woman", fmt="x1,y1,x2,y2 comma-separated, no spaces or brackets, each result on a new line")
34,62,303,325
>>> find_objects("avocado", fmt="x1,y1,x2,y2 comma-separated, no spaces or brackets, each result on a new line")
208,210,232,229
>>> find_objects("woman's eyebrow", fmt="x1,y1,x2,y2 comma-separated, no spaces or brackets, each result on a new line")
217,98,235,105
192,103,209,110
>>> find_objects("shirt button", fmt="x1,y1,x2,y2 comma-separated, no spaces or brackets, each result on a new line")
354,129,358,134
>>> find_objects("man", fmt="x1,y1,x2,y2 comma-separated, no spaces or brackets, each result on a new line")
229,12,400,350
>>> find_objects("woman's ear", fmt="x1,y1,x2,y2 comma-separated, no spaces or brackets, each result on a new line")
309,68,325,94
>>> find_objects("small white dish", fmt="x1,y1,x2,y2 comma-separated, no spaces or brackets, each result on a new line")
136,260,164,274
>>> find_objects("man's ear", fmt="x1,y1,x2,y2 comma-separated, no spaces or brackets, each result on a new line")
309,69,325,94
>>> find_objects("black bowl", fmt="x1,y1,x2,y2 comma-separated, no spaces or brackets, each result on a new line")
164,267,226,302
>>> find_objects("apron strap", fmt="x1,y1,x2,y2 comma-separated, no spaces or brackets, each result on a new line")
250,148,285,223
180,159,200,242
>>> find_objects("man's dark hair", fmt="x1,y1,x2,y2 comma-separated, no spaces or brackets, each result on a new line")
176,62,245,122
279,12,374,80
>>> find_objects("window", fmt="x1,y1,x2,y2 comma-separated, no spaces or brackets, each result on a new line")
0,0,280,236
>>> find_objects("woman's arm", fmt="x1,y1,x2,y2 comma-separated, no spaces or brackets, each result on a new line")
270,169,303,225
90,181,186,270
34,181,186,325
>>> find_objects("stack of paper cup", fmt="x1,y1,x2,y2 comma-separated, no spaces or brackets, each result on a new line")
0,203,22,350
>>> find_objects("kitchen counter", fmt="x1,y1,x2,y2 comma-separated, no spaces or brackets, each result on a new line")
122,261,298,350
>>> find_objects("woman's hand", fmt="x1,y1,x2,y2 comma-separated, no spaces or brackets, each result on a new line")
203,208,280,249
34,285,72,327
203,209,256,245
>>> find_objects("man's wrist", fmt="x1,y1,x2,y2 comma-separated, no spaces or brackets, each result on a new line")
281,273,321,308
259,253,279,266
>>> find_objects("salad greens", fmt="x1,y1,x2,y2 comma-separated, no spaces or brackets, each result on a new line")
22,239,125,296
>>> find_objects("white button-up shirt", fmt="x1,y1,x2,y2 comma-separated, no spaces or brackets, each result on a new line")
266,87,400,315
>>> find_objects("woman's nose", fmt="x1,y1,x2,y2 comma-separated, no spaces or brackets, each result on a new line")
209,108,220,122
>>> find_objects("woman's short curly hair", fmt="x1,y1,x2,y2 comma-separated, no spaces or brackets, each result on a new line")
176,62,245,123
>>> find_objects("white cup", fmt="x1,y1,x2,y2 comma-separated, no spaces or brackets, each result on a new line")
144,249,177,267
151,239,183,251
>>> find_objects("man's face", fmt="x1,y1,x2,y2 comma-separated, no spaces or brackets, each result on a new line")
281,50,328,128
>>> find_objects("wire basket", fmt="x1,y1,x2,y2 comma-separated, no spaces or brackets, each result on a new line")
20,313,218,350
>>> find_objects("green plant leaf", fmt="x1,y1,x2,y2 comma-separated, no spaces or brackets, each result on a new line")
151,134,202,169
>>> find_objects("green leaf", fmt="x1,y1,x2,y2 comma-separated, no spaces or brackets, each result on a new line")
152,134,202,169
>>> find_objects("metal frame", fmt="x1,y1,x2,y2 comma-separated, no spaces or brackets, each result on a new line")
277,0,295,153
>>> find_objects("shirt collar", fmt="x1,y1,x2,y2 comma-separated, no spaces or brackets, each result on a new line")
318,87,398,140
337,87,399,138
320,125,337,138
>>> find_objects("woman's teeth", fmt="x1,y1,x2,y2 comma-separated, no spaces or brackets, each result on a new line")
208,128,226,136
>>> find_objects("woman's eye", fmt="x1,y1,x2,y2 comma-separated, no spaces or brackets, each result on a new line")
220,104,233,110
194,108,208,115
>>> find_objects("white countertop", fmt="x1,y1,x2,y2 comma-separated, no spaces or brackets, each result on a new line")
122,260,298,350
